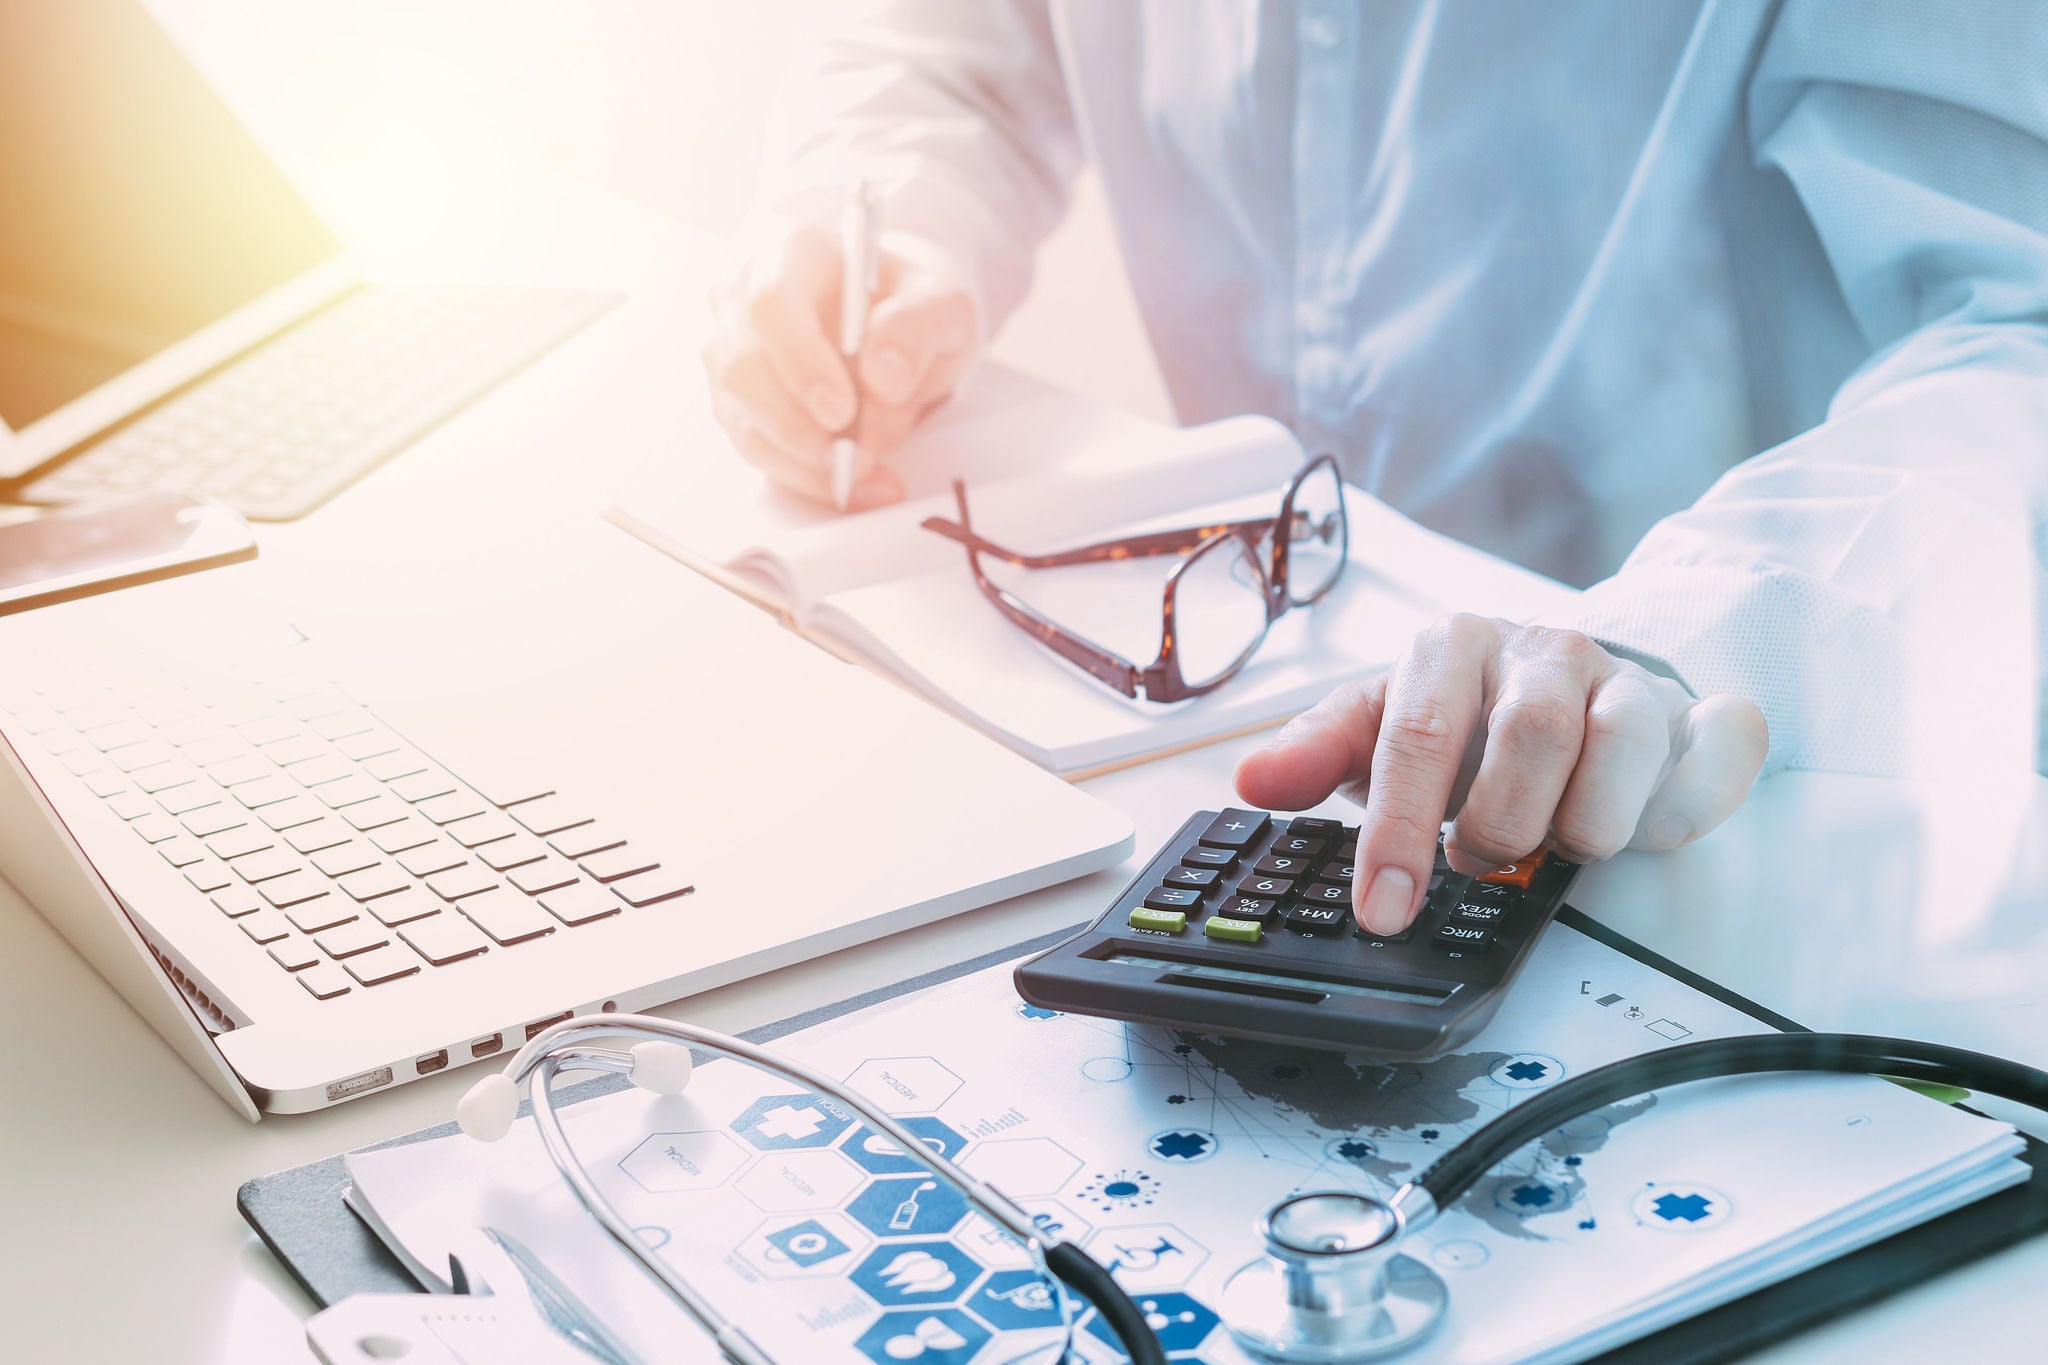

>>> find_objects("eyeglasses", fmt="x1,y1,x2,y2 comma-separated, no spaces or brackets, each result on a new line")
920,454,1349,703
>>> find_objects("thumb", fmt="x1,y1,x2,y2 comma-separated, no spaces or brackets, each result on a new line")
858,273,979,406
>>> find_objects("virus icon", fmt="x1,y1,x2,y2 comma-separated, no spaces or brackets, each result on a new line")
1078,1169,1161,1210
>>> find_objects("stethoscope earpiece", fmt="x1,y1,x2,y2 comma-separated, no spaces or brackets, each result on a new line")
455,1071,519,1143
627,1040,694,1095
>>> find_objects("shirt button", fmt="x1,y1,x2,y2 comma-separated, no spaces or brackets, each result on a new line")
1304,14,1341,50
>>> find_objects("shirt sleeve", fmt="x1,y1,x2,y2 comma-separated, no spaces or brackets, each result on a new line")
746,0,1084,337
1553,1,2048,778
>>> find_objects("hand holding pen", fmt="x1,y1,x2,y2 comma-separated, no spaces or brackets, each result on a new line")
702,185,981,511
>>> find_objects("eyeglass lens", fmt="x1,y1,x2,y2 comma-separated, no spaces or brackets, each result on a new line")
1173,532,1271,688
1284,460,1347,604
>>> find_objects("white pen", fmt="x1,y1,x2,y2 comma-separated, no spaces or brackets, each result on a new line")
832,179,879,512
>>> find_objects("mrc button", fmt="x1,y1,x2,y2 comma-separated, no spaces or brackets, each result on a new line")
1433,922,1491,951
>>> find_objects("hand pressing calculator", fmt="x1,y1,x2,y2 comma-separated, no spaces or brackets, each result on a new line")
1015,808,1578,1057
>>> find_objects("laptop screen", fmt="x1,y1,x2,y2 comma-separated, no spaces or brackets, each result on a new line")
0,0,343,449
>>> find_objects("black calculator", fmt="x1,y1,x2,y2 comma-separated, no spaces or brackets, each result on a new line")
1015,808,1578,1057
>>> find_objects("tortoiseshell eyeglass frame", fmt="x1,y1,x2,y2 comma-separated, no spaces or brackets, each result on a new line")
920,453,1349,702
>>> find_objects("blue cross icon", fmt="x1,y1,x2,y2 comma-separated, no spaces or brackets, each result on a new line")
1652,1192,1714,1223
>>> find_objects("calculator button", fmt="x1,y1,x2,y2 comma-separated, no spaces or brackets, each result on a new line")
1432,922,1492,951
1284,903,1348,935
1450,898,1507,928
1181,845,1239,872
1287,817,1345,840
1253,853,1315,878
1270,835,1326,858
1219,894,1280,924
1128,908,1188,934
1163,866,1220,892
1335,837,1357,860
1477,853,1547,888
1143,886,1203,912
1296,881,1349,908
1317,860,1355,884
1204,916,1263,944
1199,809,1271,850
1237,874,1295,900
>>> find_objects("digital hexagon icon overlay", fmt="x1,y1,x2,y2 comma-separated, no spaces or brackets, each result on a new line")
1084,1223,1210,1290
1017,1197,1093,1246
730,1092,858,1151
965,1269,1065,1333
850,1240,987,1309
848,1173,972,1240
1083,1291,1220,1356
841,1117,968,1175
844,1057,963,1115
853,1308,990,1365
737,1211,871,1280
956,1136,1083,1197
733,1148,867,1212
618,1130,749,1194
949,1210,1033,1272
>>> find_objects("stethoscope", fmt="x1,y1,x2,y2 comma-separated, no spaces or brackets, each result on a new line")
460,1017,2048,1365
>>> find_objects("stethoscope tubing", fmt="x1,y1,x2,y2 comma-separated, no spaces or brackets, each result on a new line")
496,1015,1169,1365
486,1017,2048,1365
1411,1032,2048,1213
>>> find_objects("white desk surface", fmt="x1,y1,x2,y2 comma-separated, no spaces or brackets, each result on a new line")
4,181,2046,1364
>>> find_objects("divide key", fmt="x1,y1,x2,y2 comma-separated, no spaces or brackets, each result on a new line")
1199,809,1271,850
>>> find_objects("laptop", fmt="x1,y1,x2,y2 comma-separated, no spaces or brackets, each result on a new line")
0,513,1135,1118
0,0,614,520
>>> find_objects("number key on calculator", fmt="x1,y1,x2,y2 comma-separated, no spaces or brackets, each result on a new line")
1015,808,1578,1057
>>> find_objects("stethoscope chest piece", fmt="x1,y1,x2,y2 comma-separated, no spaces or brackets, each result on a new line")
1219,1191,1448,1363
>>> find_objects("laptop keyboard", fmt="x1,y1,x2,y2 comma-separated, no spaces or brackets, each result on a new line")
1,673,690,1004
15,284,616,521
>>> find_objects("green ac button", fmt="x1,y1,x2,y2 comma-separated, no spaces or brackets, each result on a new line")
1204,916,1262,944
1128,907,1188,934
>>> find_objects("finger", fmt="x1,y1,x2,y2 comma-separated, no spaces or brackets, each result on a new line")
858,278,978,406
1233,677,1386,811
715,395,904,510
1353,615,1495,934
856,394,954,463
748,295,857,435
715,348,834,466
733,227,860,431
1446,638,1602,873
711,389,827,494
1547,668,1677,863
1630,693,1768,850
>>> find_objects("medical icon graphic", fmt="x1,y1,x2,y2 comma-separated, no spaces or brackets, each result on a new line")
853,1309,990,1365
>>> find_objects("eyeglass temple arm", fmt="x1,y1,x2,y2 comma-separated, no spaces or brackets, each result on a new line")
921,513,1278,569
933,484,1145,698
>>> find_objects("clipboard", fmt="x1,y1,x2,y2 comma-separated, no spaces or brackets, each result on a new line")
240,910,2048,1363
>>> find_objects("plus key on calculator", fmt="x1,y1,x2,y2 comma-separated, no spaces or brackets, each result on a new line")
1015,808,1579,1057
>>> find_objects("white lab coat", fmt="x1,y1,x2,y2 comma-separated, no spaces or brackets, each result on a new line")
752,0,2048,777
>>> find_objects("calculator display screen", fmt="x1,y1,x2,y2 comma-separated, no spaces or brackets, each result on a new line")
1102,951,1458,1005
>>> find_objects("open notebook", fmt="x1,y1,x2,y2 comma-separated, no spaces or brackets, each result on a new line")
610,367,1570,775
